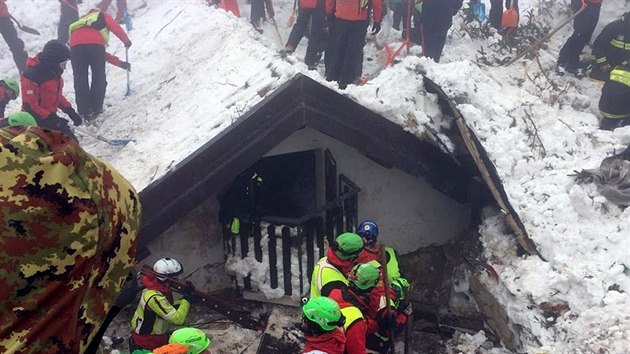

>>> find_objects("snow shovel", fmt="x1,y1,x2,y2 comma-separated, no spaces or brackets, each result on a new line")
10,15,40,35
125,48,131,97
269,18,284,49
74,126,135,146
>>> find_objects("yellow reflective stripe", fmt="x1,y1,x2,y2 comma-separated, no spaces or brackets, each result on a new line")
601,111,630,119
595,56,608,64
611,39,630,50
610,69,630,87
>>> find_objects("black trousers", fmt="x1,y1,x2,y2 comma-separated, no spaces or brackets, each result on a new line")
489,0,519,29
422,18,451,62
71,44,107,117
251,0,272,24
0,17,27,72
600,117,630,131
325,19,368,86
35,114,78,142
286,6,327,66
557,2,601,69
57,0,79,44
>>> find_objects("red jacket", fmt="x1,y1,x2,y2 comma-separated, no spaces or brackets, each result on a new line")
300,0,318,10
69,10,130,48
20,55,73,120
326,0,382,22
0,1,8,18
303,328,346,354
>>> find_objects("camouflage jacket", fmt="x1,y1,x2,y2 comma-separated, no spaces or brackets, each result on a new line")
0,126,142,353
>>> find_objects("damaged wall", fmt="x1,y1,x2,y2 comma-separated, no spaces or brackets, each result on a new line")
266,127,471,253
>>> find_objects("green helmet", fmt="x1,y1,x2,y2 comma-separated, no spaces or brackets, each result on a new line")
349,263,380,291
333,232,364,260
1,77,19,99
169,327,211,354
391,277,410,300
7,111,37,127
302,296,344,332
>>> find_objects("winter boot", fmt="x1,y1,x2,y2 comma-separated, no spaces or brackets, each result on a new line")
554,63,566,76
251,20,264,33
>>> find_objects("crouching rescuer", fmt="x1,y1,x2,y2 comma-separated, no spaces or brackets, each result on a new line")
301,296,347,354
130,258,192,351
599,61,630,130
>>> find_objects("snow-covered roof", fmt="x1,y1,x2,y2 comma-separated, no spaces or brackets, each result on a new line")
3,0,630,351
139,73,471,247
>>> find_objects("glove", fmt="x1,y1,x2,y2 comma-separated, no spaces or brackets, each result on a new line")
400,302,413,316
371,22,381,35
64,108,82,126
125,41,132,48
121,61,131,71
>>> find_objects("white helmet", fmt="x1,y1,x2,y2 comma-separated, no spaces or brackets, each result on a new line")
153,258,183,277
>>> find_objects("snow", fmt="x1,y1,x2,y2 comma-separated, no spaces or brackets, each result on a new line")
4,0,630,352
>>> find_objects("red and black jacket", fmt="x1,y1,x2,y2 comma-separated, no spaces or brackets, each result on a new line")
20,54,72,120
69,10,130,48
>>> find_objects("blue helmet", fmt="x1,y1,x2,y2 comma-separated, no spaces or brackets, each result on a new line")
357,220,378,244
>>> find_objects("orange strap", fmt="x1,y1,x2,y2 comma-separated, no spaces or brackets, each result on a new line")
152,343,189,354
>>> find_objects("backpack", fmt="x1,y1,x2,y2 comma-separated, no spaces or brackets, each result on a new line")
502,0,518,28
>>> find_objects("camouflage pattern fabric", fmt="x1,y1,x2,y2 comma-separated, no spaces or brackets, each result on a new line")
0,126,142,353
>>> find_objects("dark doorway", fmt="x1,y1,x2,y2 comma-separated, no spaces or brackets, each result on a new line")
219,150,317,221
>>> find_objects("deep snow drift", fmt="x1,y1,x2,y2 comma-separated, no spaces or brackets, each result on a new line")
2,0,630,352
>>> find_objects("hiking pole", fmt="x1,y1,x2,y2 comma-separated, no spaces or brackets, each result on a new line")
74,126,135,146
504,5,587,66
380,246,396,354
125,48,131,96
9,15,40,35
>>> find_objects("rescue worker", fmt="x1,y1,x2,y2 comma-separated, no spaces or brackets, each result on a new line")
556,0,603,77
301,296,346,354
58,0,80,44
0,77,19,118
69,8,131,120
0,124,141,353
356,220,404,283
130,258,192,351
0,0,28,72
324,0,383,89
421,0,463,62
0,110,37,128
311,232,367,354
135,327,212,354
489,0,519,30
589,12,630,81
282,0,327,70
21,40,83,142
346,263,412,354
599,61,630,130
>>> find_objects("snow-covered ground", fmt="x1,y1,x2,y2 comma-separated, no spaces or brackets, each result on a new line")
3,0,630,352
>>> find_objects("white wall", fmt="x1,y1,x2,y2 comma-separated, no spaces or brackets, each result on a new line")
265,128,471,253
